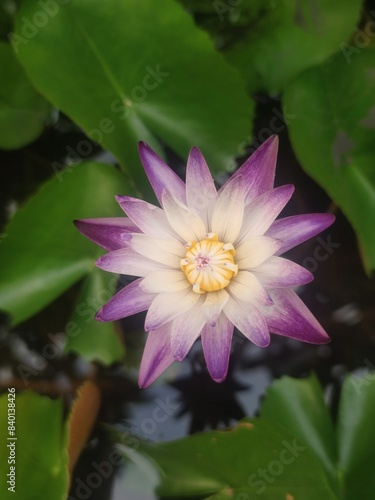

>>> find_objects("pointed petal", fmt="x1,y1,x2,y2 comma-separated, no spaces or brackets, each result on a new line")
220,135,278,202
237,185,294,243
202,290,229,327
96,278,154,322
262,288,330,344
211,175,246,243
116,196,179,239
266,213,336,255
74,218,139,251
201,314,234,383
145,289,200,331
236,237,282,269
140,270,190,293
162,190,207,242
171,297,206,361
253,256,314,287
129,234,185,267
96,248,168,276
224,297,270,347
186,147,218,228
139,324,175,388
138,142,186,205
228,271,272,305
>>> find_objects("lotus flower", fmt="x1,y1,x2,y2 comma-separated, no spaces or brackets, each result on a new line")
75,136,334,387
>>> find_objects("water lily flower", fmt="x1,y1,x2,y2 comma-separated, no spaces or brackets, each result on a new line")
75,136,334,387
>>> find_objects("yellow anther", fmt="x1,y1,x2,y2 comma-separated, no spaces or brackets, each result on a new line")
181,233,237,293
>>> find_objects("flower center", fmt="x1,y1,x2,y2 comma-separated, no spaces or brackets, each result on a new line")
181,233,238,294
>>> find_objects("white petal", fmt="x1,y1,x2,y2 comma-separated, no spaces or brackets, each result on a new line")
145,289,200,331
140,270,190,293
224,297,270,347
130,234,185,267
162,190,207,242
186,147,218,229
235,237,282,269
116,196,180,239
227,271,272,305
211,175,246,243
171,297,206,361
202,290,229,327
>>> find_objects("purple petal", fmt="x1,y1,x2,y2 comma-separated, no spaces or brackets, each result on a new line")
262,288,330,344
138,142,186,206
170,297,206,361
96,278,154,322
74,218,139,251
266,213,335,255
224,298,270,347
115,195,179,239
96,248,168,276
139,323,175,388
220,135,279,203
252,256,314,287
201,314,234,382
237,185,294,242
186,147,218,228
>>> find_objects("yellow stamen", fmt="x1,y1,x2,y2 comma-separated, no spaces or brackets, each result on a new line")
181,234,238,293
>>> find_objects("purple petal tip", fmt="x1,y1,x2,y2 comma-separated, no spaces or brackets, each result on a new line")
73,219,84,232
96,256,104,268
95,309,104,322
213,374,227,383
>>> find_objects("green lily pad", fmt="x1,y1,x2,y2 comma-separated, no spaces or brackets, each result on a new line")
260,372,375,498
0,391,68,499
14,0,254,188
65,267,124,364
283,49,375,271
0,162,127,325
0,41,51,150
219,0,363,94
118,418,336,499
